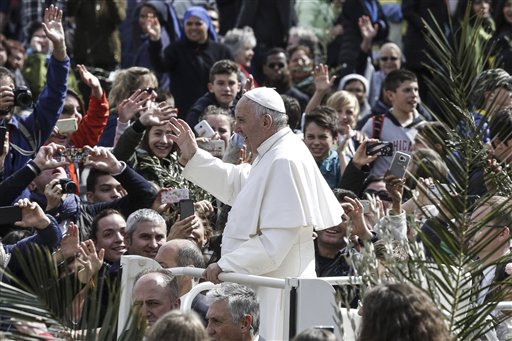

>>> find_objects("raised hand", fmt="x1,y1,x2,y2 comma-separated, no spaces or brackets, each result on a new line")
343,197,373,241
42,5,66,60
139,102,178,127
44,178,64,211
168,118,198,165
117,90,152,123
76,240,105,284
167,215,199,240
14,199,51,230
83,146,124,174
312,64,336,93
59,223,81,260
76,64,102,98
352,139,378,169
146,12,161,41
33,143,68,171
384,171,405,214
358,15,378,42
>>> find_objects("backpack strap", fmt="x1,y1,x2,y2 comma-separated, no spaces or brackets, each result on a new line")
372,114,385,140
10,120,40,157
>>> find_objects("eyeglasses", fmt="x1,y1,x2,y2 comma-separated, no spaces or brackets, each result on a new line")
380,56,399,62
267,62,285,69
363,189,392,202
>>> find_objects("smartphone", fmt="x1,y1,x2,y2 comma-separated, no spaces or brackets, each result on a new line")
0,205,22,225
194,120,216,138
179,199,195,219
55,118,78,133
366,141,394,156
0,126,7,156
360,199,370,214
161,188,189,204
389,151,411,178
197,140,225,158
60,147,89,163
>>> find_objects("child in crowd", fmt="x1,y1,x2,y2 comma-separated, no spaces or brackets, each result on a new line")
186,59,241,128
304,106,341,189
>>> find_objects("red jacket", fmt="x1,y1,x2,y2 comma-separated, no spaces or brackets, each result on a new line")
71,91,110,147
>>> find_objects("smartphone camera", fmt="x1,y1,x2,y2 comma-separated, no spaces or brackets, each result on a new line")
399,155,407,162
14,86,33,108
59,179,77,194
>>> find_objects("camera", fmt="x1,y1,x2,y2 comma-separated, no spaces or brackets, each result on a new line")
366,142,394,156
14,86,33,108
59,179,77,194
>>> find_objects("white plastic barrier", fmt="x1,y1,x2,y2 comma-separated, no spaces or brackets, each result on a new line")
117,256,362,340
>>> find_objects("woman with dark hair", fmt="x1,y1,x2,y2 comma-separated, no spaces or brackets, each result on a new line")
112,101,209,202
358,282,454,341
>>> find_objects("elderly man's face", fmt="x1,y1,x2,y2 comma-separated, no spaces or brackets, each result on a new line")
132,273,179,329
207,299,250,341
234,97,269,152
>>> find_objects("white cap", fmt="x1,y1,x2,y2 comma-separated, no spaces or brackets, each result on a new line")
243,87,286,113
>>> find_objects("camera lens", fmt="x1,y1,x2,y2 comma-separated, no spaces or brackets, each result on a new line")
399,156,406,161
59,179,77,194
14,86,33,108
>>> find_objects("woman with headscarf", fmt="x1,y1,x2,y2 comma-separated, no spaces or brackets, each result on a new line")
131,1,180,91
147,6,233,117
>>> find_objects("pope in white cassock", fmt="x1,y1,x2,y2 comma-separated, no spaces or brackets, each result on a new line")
169,87,343,340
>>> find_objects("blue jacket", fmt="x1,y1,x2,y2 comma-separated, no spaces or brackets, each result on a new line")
2,56,69,180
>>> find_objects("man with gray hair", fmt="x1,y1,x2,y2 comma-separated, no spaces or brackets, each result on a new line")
206,283,262,341
126,208,166,259
168,87,343,339
132,268,180,331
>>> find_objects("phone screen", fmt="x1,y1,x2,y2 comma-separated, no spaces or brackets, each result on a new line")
179,199,195,218
0,205,22,225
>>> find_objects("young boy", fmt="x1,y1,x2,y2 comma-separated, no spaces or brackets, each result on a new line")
185,59,241,129
303,106,341,189
361,70,425,177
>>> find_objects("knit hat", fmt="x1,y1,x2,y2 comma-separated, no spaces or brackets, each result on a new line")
338,74,370,93
244,87,286,113
470,68,512,106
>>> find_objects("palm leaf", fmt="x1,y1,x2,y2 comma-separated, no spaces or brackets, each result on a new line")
0,244,145,340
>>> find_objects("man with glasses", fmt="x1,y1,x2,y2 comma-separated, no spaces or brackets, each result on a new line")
262,47,309,112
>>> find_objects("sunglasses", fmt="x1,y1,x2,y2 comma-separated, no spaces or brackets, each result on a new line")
363,189,392,202
267,62,285,69
380,56,399,62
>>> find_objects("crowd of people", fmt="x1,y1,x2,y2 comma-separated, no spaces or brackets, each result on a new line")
0,0,512,340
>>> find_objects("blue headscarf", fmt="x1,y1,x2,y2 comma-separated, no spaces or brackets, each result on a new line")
182,6,218,42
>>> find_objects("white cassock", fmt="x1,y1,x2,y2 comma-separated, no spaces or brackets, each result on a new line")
184,128,343,340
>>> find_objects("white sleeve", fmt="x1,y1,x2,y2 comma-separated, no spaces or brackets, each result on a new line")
183,149,251,205
217,227,301,275
113,119,130,147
